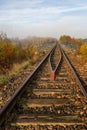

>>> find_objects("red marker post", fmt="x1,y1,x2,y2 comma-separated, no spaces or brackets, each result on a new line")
50,71,55,81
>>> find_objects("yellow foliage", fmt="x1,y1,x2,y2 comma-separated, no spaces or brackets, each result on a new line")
79,44,87,59
28,45,37,58
59,35,83,50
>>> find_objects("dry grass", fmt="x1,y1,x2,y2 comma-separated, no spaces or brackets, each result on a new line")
8,61,30,77
0,61,31,86
0,75,8,86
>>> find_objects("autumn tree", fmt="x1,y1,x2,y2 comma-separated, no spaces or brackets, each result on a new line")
79,44,87,59
59,35,72,44
59,35,83,51
0,33,54,73
2,43,16,64
0,33,16,73
75,38,83,51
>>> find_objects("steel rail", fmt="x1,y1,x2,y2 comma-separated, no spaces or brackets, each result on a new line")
0,44,56,126
49,46,56,71
49,45,62,73
54,45,62,72
61,47,87,98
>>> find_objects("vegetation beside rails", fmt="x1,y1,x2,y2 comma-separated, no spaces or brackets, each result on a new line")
0,33,55,86
59,35,87,61
0,61,31,86
79,44,87,60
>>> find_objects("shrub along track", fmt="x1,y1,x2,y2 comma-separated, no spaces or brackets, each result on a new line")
0,44,87,130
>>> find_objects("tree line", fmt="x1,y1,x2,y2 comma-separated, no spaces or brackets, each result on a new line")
0,33,38,73
59,35,87,59
0,33,56,74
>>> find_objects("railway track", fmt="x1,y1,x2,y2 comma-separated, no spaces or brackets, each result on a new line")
65,49,87,92
0,44,87,130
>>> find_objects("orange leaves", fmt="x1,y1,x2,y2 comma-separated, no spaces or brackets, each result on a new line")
2,43,15,60
0,43,16,72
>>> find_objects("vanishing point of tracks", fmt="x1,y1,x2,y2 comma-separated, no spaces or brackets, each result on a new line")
0,44,87,130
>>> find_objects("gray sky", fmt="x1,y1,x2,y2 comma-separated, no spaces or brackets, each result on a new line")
0,0,87,39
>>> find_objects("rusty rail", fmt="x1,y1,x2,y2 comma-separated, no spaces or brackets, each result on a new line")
49,45,62,81
61,47,87,98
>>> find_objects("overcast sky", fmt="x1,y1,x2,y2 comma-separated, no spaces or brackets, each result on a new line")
0,0,87,39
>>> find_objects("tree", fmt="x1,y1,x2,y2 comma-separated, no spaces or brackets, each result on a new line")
59,35,83,51
79,44,87,59
59,35,73,44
